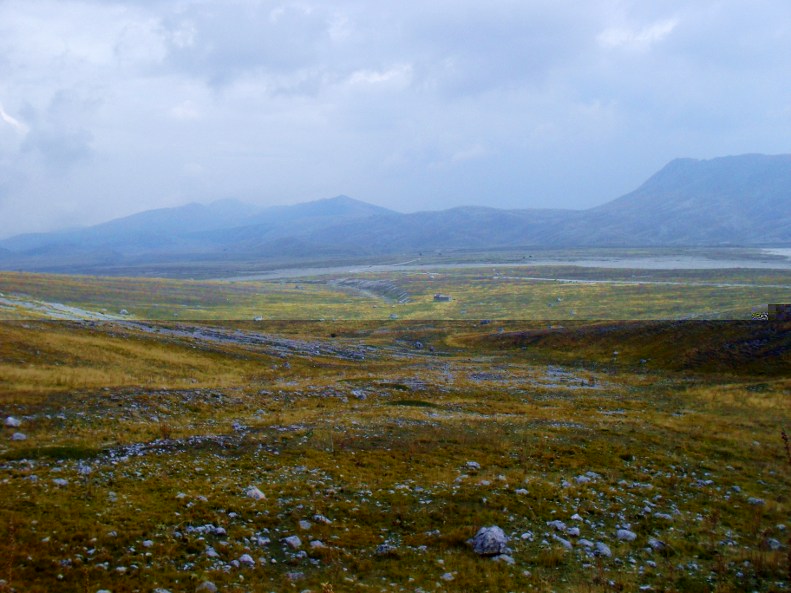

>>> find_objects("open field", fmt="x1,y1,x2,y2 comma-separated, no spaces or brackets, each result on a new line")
1,319,789,592
1,263,789,321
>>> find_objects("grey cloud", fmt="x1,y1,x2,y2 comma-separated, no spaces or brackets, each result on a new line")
158,4,333,87
22,128,94,172
0,0,789,238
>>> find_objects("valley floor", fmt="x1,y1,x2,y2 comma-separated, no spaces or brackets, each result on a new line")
1,320,789,592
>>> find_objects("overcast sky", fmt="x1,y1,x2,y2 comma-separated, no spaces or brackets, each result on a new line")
1,0,790,237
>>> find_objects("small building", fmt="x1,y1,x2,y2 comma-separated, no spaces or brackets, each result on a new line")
433,294,452,302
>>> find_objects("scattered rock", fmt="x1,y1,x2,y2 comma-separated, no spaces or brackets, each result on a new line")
52,478,68,486
195,582,218,593
376,543,399,556
617,529,637,542
441,572,455,581
283,535,302,550
466,461,481,471
5,416,21,428
595,542,612,558
547,520,566,532
313,514,332,525
142,540,153,548
492,554,515,565
11,432,26,441
245,486,265,500
552,534,573,550
310,540,326,549
647,537,666,552
239,553,255,567
763,538,784,551
470,526,510,556
298,520,312,531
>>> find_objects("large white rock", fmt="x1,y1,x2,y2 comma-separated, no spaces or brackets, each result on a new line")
470,526,510,556
5,416,21,428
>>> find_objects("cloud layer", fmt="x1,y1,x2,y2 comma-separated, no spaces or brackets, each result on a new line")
0,0,789,237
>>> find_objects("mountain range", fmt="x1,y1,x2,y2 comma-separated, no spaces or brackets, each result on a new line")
1,153,789,274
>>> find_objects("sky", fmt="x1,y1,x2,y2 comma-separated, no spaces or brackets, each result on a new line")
0,0,790,238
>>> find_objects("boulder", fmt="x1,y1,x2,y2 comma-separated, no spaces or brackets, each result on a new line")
470,526,510,556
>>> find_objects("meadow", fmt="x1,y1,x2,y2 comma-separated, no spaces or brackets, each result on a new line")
0,262,789,592
0,318,789,592
1,264,789,321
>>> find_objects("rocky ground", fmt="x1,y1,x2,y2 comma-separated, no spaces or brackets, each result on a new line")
0,320,789,592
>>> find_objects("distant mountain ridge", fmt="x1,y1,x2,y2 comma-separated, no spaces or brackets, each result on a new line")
1,154,789,273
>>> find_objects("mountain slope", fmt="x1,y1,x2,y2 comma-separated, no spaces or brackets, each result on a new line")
577,154,791,245
0,154,789,272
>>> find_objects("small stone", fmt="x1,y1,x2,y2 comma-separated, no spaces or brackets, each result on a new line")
747,497,765,506
547,520,566,532
205,546,219,558
298,520,312,531
376,543,398,556
575,475,591,484
440,572,454,581
470,526,510,556
515,488,528,495
239,553,255,567
309,540,326,549
245,486,265,500
595,542,612,558
5,416,21,428
142,540,153,548
195,582,218,593
493,554,515,565
578,539,594,548
283,535,302,550
552,534,572,550
647,537,666,552
11,432,26,441
53,478,68,486
567,527,581,537
617,529,637,541
653,513,673,521
764,538,784,551
466,461,481,471
313,514,332,524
